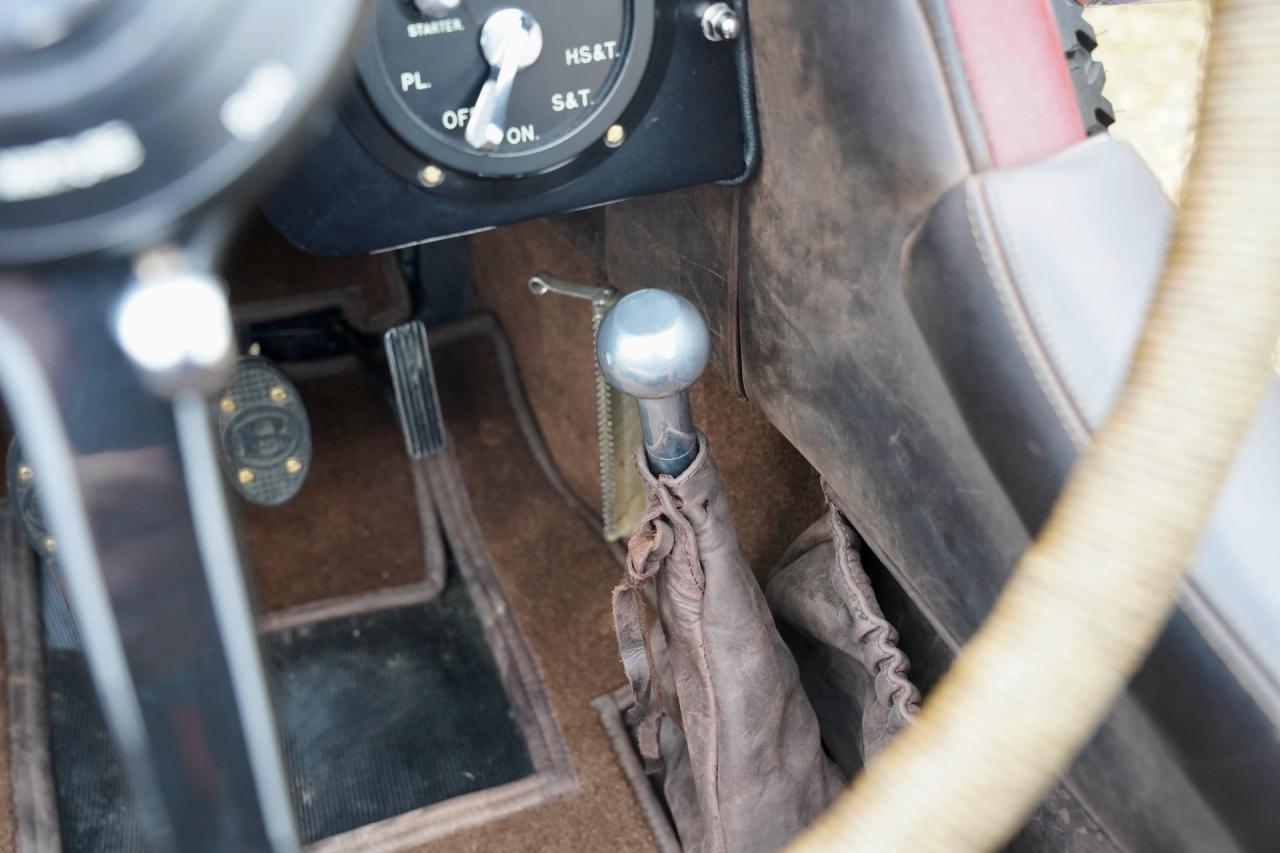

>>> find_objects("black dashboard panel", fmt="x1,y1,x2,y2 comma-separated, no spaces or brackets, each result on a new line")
264,0,756,256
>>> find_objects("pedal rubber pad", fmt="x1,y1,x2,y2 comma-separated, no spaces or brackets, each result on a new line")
215,357,312,506
5,438,57,559
384,321,447,458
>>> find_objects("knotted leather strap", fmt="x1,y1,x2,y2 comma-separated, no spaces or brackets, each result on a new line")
612,476,703,766
822,483,921,729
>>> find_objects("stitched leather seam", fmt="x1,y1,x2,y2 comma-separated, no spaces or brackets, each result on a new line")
916,0,990,171
667,495,726,852
634,442,727,851
964,184,1089,450
825,495,921,720
984,178,1095,437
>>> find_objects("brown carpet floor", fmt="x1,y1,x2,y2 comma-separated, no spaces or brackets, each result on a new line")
244,371,425,612
412,336,657,852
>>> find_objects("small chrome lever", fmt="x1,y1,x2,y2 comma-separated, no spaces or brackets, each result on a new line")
465,8,543,152
529,272,615,307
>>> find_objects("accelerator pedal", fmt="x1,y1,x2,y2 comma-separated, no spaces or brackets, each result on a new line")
215,356,312,506
384,321,447,458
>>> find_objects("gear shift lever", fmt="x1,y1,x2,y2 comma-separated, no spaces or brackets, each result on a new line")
600,292,843,848
597,289,710,477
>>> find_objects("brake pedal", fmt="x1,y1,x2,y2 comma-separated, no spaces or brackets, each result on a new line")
384,321,447,458
215,356,312,506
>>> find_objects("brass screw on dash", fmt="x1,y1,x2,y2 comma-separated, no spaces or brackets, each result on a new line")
420,164,445,188
270,385,289,404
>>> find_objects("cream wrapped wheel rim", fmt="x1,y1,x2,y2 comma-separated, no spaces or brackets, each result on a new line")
790,1,1280,849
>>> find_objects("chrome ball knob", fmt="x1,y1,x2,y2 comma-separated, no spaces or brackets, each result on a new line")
597,289,710,400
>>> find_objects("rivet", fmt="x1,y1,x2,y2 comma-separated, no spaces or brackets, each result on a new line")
17,464,33,482
284,457,302,474
604,124,625,148
220,397,237,413
270,385,288,404
42,537,57,554
238,468,256,485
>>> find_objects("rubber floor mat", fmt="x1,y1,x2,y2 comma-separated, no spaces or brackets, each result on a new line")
42,563,536,851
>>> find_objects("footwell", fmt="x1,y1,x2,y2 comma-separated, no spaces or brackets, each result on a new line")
42,562,535,851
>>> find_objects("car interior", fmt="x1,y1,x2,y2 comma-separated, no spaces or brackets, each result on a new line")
0,1,1277,851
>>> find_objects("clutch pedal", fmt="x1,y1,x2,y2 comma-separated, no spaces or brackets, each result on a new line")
384,321,447,458
215,356,312,506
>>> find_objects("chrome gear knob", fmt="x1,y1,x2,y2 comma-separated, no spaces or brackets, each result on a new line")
597,289,710,476
596,289,710,399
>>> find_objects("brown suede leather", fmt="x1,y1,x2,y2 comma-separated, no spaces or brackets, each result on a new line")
614,434,842,853
765,487,921,776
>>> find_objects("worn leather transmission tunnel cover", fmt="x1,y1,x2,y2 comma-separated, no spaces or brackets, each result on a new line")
615,434,846,852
